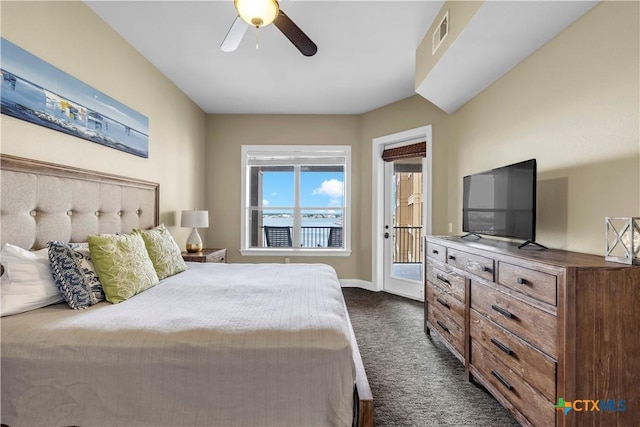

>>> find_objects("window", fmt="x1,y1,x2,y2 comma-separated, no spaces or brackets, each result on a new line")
240,145,351,256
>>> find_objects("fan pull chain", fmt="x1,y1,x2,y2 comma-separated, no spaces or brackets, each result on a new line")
255,26,260,50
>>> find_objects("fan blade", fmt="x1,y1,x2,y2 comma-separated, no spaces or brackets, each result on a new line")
221,16,249,52
273,10,317,57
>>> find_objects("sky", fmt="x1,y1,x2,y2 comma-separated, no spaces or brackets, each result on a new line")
261,170,343,212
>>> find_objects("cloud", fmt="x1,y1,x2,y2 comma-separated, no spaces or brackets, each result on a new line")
262,199,270,206
313,179,343,198
271,192,277,196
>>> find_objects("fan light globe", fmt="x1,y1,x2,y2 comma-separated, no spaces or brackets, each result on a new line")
235,0,279,28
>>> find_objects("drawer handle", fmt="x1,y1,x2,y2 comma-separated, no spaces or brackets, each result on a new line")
436,320,450,333
490,338,514,356
482,266,493,273
432,249,439,254
436,274,450,284
517,277,527,285
491,370,513,391
448,255,456,261
491,305,515,319
436,298,450,309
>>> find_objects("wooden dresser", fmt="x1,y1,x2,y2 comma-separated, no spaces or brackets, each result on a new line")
424,236,640,427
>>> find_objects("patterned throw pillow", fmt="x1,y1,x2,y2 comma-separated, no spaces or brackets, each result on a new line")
48,241,105,309
134,224,187,280
88,233,159,304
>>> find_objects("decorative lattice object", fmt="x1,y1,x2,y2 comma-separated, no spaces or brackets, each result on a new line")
605,217,640,265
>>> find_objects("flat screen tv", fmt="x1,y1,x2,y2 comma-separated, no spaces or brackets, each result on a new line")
463,159,543,248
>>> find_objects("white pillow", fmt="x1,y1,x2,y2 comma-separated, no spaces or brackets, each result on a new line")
0,243,64,316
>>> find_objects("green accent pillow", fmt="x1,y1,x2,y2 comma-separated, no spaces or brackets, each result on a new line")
134,224,187,280
88,233,159,304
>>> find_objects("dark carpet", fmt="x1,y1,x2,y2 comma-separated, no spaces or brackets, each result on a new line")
342,288,521,427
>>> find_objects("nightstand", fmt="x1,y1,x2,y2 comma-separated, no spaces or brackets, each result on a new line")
181,248,227,263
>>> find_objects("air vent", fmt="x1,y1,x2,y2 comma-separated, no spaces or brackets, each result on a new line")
432,11,449,54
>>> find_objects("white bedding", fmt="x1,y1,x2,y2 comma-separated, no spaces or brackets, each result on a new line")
0,263,355,427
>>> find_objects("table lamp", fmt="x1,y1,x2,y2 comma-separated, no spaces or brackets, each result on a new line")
181,209,209,253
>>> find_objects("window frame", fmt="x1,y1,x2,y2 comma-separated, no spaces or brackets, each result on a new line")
240,145,352,256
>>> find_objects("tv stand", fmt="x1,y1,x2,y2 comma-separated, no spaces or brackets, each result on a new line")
461,233,482,239
461,234,547,250
518,240,548,250
424,236,640,427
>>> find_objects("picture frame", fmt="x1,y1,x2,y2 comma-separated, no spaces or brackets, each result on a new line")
1,38,149,158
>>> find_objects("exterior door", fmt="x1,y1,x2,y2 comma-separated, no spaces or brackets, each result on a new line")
383,157,425,300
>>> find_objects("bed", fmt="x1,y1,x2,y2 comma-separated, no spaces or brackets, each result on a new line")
0,154,373,427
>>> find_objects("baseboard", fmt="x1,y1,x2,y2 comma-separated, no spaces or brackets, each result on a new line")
340,279,376,292
383,288,424,302
341,280,424,301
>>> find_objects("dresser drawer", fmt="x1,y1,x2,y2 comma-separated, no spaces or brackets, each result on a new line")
471,281,557,358
426,259,466,303
426,242,446,263
471,340,555,427
498,262,557,306
470,309,556,401
427,282,465,328
427,304,464,357
447,248,494,282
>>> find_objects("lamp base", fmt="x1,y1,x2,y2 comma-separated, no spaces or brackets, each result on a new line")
186,243,203,253
186,228,203,253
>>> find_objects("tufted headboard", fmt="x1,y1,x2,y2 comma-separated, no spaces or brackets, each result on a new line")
0,154,159,250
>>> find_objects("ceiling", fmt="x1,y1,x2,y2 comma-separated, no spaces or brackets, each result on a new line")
86,0,444,115
416,0,599,113
86,1,598,115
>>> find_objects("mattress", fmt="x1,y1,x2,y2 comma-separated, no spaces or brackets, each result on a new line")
1,263,355,427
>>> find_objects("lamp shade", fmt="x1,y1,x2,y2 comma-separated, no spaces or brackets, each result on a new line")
181,210,209,228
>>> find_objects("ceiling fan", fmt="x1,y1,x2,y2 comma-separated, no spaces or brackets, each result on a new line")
221,0,317,57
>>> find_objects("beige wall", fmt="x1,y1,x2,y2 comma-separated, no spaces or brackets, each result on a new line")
359,95,449,281
446,1,639,254
0,1,207,245
205,100,449,282
204,1,639,277
205,114,362,278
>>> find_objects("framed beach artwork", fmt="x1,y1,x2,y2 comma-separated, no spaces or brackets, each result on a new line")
1,38,149,158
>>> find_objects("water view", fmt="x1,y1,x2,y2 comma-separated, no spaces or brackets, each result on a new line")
263,214,342,227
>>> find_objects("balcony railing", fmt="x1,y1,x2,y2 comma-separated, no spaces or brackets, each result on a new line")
262,226,342,248
259,225,422,262
393,226,423,263
300,226,342,247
